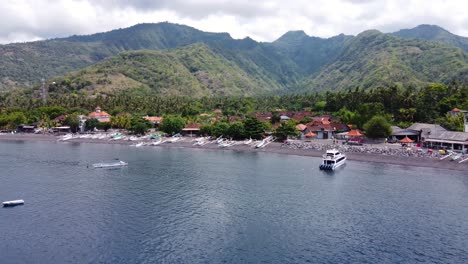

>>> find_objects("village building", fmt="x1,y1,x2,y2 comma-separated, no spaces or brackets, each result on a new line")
304,119,349,140
88,106,111,123
252,112,272,121
279,111,314,121
389,123,447,143
389,126,420,142
181,123,201,137
422,131,468,153
407,123,447,142
144,116,163,127
16,124,37,133
52,114,67,124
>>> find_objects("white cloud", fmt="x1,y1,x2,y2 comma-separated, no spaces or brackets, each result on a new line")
0,0,467,44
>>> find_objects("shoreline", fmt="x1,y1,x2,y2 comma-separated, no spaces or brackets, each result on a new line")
1,133,467,171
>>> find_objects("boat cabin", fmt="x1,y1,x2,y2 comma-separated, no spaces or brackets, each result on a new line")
323,149,345,164
324,149,341,158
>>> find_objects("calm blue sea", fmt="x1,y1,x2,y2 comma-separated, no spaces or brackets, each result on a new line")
1,141,467,264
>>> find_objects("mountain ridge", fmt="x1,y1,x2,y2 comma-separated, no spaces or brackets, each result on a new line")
392,24,468,52
0,22,467,95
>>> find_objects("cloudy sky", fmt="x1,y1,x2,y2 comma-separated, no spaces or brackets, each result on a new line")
1,0,467,44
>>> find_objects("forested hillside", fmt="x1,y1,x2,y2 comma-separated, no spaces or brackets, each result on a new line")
0,22,467,95
301,30,468,92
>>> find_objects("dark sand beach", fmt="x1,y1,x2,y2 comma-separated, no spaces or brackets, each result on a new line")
1,133,467,171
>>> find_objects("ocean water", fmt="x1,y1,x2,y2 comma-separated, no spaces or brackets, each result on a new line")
0,141,467,264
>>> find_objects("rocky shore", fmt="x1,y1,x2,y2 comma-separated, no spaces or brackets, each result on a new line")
1,133,467,171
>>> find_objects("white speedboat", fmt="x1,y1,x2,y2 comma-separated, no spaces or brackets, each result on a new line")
3,199,24,207
244,138,253,145
319,149,346,170
92,160,128,168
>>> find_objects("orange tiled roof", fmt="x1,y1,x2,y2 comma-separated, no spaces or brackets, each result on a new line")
296,124,307,131
347,129,363,137
183,123,201,130
88,111,110,118
144,116,163,123
98,117,111,123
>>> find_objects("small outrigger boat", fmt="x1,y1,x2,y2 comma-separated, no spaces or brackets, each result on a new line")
92,160,128,168
451,153,463,161
58,134,73,141
3,199,25,207
111,133,122,140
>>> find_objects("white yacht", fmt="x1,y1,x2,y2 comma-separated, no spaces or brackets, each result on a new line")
319,149,346,170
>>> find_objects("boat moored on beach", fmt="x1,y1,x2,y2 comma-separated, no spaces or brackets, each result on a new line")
3,199,24,207
319,149,346,170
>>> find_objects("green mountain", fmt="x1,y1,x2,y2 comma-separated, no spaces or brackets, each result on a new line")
393,24,468,52
271,30,352,75
48,44,286,97
301,30,468,92
1,22,468,96
0,22,299,91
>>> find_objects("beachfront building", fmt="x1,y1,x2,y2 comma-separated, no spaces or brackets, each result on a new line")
304,119,349,140
181,123,201,137
389,126,420,142
407,123,447,142
88,106,111,123
422,131,468,153
16,124,37,133
295,124,307,139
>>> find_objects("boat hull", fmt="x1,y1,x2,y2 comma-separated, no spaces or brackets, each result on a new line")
92,161,128,168
3,200,25,207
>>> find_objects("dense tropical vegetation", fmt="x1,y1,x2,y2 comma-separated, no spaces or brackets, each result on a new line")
1,82,467,135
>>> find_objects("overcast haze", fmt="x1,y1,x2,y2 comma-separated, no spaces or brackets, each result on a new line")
1,0,467,44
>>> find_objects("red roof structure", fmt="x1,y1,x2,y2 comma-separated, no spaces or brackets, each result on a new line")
399,136,414,143
305,132,317,137
144,116,163,124
252,112,272,121
296,124,307,131
182,123,201,131
52,114,67,122
347,129,363,137
88,106,111,122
